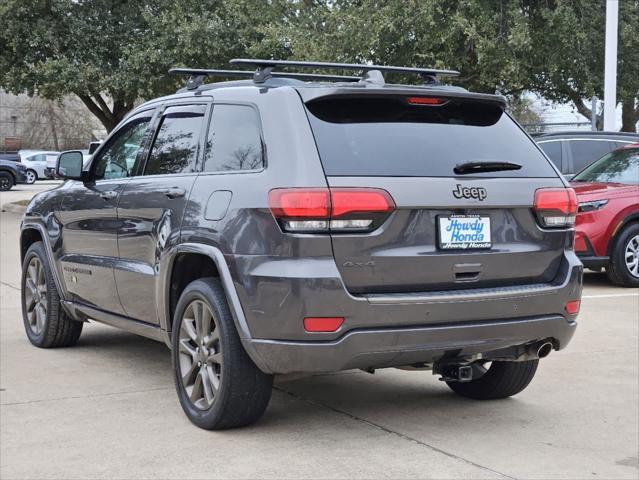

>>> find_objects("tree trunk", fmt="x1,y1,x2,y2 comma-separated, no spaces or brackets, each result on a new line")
620,98,638,133
76,94,133,133
47,102,60,151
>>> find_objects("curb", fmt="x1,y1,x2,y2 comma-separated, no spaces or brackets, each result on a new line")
1,202,27,214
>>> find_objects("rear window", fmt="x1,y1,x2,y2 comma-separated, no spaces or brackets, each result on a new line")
305,96,557,177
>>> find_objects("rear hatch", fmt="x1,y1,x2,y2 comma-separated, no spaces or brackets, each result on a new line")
303,91,570,294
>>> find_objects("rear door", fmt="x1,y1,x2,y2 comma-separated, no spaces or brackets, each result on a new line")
115,103,208,324
304,94,567,294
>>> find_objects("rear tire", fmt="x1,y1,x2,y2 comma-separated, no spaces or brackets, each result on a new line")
21,242,83,348
446,360,538,400
607,223,639,287
172,277,273,430
0,171,14,191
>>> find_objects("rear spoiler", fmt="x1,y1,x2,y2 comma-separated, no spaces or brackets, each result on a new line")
298,87,508,109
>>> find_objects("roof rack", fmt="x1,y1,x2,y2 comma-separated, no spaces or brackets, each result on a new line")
169,67,360,90
230,58,460,85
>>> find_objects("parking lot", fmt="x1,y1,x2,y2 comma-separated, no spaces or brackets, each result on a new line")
1,184,637,479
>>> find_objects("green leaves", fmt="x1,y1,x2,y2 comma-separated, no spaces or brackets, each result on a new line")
1,0,636,131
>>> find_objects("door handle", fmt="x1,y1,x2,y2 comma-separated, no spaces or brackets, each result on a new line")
164,187,186,199
99,190,118,201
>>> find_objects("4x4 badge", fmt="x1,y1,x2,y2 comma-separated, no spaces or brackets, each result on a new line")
452,184,487,201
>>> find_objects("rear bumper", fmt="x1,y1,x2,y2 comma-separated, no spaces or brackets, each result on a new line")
230,251,583,374
249,315,576,374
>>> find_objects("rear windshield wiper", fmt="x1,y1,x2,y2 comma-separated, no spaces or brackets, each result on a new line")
454,161,522,175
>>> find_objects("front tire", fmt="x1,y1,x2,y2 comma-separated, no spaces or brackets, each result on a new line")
607,223,639,287
0,171,14,191
25,169,37,184
21,242,83,347
172,278,273,430
446,360,538,400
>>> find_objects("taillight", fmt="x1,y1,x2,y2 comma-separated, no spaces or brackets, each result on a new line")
268,187,395,233
534,188,578,228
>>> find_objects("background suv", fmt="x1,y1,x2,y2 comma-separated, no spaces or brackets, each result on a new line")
534,131,639,177
571,143,639,286
20,59,582,430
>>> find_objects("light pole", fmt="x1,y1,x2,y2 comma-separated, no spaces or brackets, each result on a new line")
603,0,618,131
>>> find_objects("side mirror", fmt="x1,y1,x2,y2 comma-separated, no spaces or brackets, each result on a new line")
56,151,84,180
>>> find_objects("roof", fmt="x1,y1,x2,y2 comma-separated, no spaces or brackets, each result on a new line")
532,131,639,140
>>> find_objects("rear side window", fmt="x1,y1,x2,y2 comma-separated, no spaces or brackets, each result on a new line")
145,105,206,176
305,96,556,177
568,140,613,173
204,104,263,172
538,141,562,170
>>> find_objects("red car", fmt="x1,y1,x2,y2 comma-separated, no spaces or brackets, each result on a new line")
571,143,639,286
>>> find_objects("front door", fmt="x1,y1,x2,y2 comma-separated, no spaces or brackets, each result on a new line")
57,110,155,314
115,103,208,324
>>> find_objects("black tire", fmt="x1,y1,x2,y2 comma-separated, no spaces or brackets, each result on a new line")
0,171,14,191
172,277,273,430
26,169,37,184
21,242,83,348
446,360,538,400
607,223,639,287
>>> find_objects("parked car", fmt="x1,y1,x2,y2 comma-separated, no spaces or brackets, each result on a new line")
571,143,639,286
0,158,28,190
534,131,639,178
0,153,21,162
20,59,582,430
20,151,59,183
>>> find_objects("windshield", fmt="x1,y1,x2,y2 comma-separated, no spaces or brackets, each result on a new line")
572,148,639,185
305,96,557,178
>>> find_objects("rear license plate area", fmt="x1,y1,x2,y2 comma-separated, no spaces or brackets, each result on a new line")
438,215,492,250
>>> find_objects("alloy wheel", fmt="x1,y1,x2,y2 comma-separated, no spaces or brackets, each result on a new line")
625,234,639,278
178,299,223,410
24,256,47,335
26,170,36,184
0,176,10,190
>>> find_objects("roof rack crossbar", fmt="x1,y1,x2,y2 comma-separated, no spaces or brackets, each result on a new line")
169,67,360,89
230,58,460,83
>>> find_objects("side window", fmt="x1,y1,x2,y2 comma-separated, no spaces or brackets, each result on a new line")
569,140,614,173
144,105,206,176
538,141,562,170
204,104,264,172
92,114,152,181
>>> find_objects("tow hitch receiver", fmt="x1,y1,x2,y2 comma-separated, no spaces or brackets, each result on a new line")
437,364,474,383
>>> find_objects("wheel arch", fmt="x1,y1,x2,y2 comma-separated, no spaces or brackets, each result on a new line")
20,227,43,263
607,212,639,256
161,243,269,372
20,222,68,303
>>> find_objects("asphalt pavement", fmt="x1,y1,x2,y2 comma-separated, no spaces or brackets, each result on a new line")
0,183,637,479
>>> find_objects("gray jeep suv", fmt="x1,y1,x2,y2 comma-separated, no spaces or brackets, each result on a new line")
19,59,583,430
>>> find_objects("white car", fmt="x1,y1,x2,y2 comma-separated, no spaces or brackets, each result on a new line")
20,151,59,184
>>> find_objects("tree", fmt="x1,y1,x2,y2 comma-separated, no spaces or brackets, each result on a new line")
259,0,637,132
526,1,638,132
256,1,535,95
0,0,276,132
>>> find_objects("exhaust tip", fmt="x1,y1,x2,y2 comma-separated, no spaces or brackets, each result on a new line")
537,342,553,359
